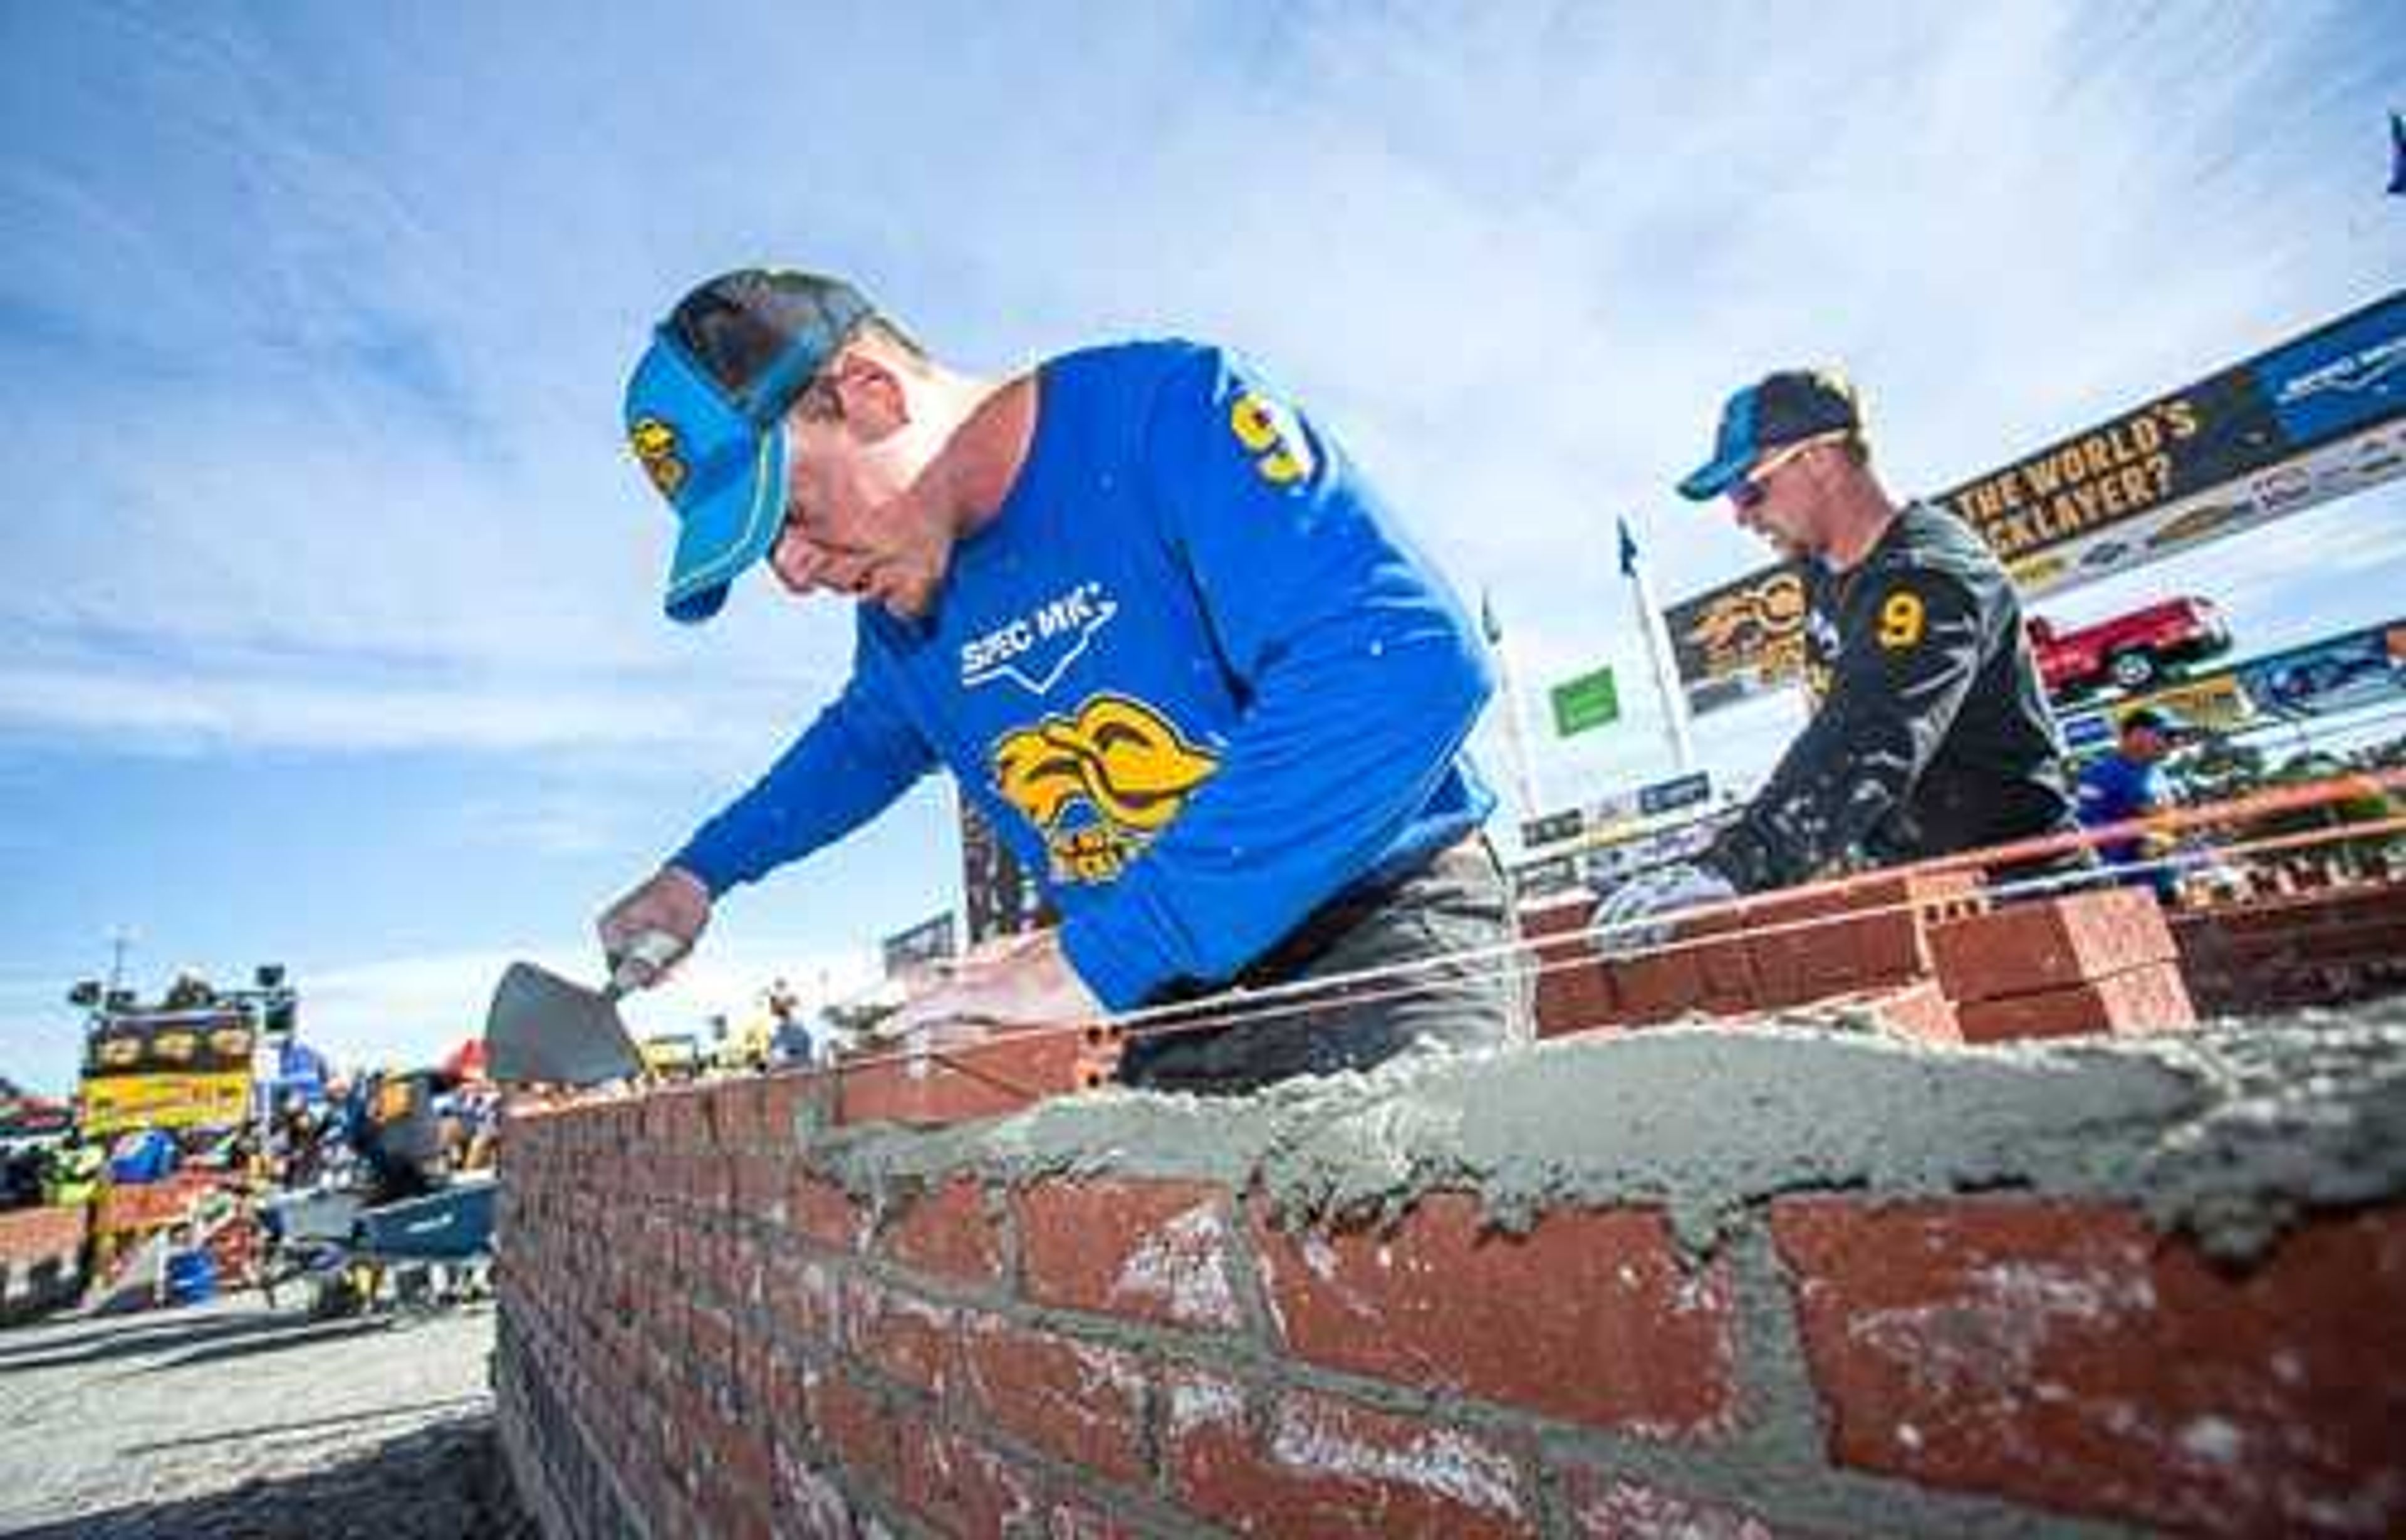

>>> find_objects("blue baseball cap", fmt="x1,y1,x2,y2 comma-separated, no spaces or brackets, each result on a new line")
1677,369,1863,502
623,269,875,623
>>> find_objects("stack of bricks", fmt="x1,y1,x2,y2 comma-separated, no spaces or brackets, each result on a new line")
1526,871,1986,1041
496,1066,2406,1539
2172,876,2406,1016
1929,886,2195,1041
1525,873,2208,1045
0,1204,87,1324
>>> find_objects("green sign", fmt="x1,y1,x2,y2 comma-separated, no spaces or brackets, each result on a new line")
1549,666,1620,737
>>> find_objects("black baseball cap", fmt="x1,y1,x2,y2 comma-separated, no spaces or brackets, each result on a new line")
1678,368,1864,502
622,269,877,623
2120,707,2186,737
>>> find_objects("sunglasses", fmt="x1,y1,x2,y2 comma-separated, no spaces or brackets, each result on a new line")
1730,434,1846,510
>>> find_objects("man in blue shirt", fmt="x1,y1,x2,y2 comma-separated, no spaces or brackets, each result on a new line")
2076,707,2182,900
596,269,1526,1092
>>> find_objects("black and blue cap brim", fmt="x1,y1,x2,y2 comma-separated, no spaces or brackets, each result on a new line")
624,331,791,625
1677,384,1762,502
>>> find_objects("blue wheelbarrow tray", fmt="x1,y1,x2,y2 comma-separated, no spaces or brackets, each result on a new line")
351,1174,497,1262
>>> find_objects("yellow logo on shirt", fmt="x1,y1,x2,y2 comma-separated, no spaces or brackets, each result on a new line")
989,694,1221,883
1227,391,1313,486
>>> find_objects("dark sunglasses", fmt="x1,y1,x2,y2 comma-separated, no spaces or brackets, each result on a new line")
1729,434,1843,511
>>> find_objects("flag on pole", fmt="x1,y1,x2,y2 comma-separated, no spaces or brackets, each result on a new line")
2390,111,2405,195
1621,512,1696,773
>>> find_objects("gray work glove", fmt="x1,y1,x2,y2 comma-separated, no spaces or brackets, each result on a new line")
595,866,711,990
1591,861,1739,955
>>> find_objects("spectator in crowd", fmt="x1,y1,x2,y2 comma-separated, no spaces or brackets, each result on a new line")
2078,707,2184,901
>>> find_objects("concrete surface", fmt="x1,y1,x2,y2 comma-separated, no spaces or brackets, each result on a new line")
0,1291,528,1538
802,1007,2406,1261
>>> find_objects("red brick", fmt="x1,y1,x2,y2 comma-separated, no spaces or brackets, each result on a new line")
1015,1178,1245,1330
1791,980,1961,1044
1687,869,1986,937
897,1426,1044,1538
835,1024,1094,1128
675,1151,732,1212
697,1485,772,1540
712,1078,766,1148
1251,1193,1736,1438
732,1155,786,1223
958,1312,1150,1485
1165,1367,1532,1539
1956,962,2196,1042
1930,888,2175,1004
879,1178,1004,1285
1560,1468,1786,1539
1606,945,1712,1024
756,1071,826,1147
1524,893,1623,1039
808,1365,902,1494
1772,1198,2406,1537
688,1298,737,1387
791,1174,864,1251
766,1249,840,1345
0,1205,87,1265
843,1275,959,1396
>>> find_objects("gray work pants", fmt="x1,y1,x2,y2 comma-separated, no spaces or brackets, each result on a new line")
1117,837,1531,1095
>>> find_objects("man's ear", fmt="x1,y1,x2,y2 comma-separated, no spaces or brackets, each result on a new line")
830,352,909,435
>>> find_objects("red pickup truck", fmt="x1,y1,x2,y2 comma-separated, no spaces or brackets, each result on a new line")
2027,596,2231,699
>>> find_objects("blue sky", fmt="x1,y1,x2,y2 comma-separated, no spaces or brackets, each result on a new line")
3,3,2400,1093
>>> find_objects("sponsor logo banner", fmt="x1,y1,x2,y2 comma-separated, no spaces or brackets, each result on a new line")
1549,665,1622,737
1667,293,2406,712
83,1012,254,1080
79,1071,251,1136
2252,290,2406,450
2234,622,2406,719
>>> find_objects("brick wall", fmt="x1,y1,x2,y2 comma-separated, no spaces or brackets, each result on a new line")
495,1024,2406,1539
0,1203,88,1323
2173,879,2406,1016
1525,877,2197,1044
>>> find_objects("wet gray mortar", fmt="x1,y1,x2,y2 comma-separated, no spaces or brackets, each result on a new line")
768,1009,2406,1539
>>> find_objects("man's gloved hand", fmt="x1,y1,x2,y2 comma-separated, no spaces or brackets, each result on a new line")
1591,861,1739,955
596,866,712,989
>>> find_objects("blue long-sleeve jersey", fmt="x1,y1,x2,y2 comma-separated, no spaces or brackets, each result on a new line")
672,341,1496,1011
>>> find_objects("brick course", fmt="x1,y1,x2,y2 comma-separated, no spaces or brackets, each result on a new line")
495,1016,2405,1539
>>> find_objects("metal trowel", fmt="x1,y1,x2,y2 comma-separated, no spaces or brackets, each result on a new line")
484,931,684,1086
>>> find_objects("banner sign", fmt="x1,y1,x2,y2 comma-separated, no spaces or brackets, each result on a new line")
76,1009,257,1135
1637,770,1714,817
1666,289,2406,710
80,1072,252,1136
1549,666,1621,737
2232,620,2406,719
2058,616,2406,755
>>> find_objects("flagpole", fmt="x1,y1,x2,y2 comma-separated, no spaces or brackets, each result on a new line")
1479,589,1546,822
1620,516,1697,774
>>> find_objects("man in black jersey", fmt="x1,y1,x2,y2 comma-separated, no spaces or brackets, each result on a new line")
1601,370,2083,933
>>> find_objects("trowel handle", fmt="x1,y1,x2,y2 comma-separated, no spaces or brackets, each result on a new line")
608,929,689,995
